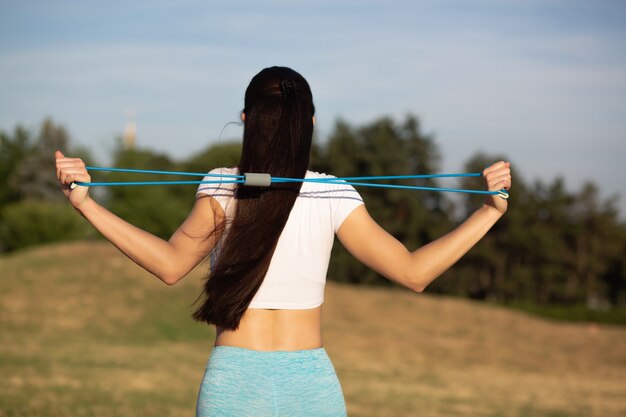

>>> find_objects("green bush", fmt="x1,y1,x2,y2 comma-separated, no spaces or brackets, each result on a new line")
0,200,94,252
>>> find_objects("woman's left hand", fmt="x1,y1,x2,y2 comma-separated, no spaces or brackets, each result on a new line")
482,161,512,215
55,150,92,209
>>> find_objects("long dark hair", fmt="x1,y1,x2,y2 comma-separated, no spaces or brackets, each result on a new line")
192,67,315,330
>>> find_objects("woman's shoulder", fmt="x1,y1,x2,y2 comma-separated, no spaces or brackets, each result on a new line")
303,171,338,190
197,167,239,197
207,166,239,175
304,170,337,180
302,171,361,196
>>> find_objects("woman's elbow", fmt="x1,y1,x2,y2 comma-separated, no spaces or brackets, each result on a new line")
408,280,426,293
404,264,441,293
401,271,429,293
161,277,178,286
391,272,426,293
159,270,185,286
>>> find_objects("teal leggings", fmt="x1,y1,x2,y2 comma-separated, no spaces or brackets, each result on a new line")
196,346,347,417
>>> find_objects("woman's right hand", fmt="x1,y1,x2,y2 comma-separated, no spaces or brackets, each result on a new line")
482,161,512,215
55,150,92,209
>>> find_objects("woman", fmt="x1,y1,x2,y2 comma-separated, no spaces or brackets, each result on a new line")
55,66,512,416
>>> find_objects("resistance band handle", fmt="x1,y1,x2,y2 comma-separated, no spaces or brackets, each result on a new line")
243,173,272,187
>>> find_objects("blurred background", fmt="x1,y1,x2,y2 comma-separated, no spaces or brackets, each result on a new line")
1,1,625,416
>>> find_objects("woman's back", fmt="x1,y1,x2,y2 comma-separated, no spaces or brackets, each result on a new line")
199,168,364,351
215,306,323,351
198,169,363,308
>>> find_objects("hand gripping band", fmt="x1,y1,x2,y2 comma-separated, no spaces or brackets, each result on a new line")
243,173,272,187
497,190,510,199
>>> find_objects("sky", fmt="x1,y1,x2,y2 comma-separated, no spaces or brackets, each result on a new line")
1,0,625,215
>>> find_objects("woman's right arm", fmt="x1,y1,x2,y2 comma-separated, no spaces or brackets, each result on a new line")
336,161,511,292
55,150,223,285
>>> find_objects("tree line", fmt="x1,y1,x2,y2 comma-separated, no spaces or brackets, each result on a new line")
1,117,624,319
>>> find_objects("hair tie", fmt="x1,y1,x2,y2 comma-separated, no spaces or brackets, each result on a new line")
280,79,298,96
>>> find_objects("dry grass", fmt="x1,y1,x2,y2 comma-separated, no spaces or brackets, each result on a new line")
1,241,625,416
324,284,626,416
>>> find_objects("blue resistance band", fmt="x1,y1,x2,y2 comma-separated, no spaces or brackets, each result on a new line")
71,166,509,199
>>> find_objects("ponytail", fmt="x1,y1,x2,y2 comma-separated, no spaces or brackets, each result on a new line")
193,67,315,330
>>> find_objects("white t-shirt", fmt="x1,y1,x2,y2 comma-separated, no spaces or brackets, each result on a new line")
196,167,364,309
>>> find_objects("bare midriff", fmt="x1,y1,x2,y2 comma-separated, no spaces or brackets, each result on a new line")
214,306,322,351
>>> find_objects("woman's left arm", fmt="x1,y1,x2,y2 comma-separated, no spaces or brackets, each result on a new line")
337,161,511,292
55,150,222,285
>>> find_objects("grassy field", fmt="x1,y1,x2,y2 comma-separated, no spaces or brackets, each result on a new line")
1,241,625,417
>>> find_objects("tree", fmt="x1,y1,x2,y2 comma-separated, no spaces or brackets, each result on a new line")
439,151,626,310
311,115,453,285
427,152,520,301
0,119,95,252
183,141,241,173
103,140,243,240
10,119,70,201
103,142,189,239
0,125,31,208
